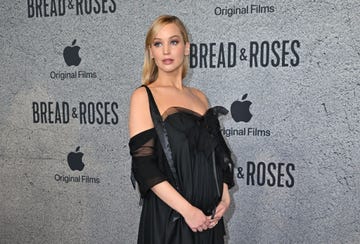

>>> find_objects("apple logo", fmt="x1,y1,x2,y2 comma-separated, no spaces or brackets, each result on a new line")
63,39,81,66
230,93,252,122
67,146,85,171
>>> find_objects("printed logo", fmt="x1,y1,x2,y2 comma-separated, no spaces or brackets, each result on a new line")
190,40,301,69
230,94,252,122
67,146,85,171
237,161,295,188
214,4,275,17
32,101,119,125
27,0,117,18
63,39,81,66
49,40,98,80
221,93,271,137
54,146,101,184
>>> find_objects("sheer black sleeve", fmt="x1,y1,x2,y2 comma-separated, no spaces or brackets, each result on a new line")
216,132,235,189
204,106,235,189
129,128,167,197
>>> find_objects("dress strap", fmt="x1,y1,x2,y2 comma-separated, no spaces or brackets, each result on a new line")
141,85,181,190
141,85,162,118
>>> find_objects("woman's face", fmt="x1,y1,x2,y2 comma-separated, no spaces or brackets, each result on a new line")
149,23,189,75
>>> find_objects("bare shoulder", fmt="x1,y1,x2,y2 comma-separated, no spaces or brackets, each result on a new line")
130,86,147,102
129,86,149,114
128,86,153,137
188,86,209,108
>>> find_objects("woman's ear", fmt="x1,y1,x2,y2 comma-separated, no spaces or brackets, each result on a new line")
185,42,190,56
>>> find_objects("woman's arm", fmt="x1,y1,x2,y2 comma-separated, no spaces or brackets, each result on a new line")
208,183,231,227
151,181,210,232
128,87,154,138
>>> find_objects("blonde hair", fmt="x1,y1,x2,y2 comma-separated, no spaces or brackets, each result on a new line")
141,15,190,85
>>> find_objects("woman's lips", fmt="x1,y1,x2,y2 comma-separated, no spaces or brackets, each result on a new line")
162,58,174,64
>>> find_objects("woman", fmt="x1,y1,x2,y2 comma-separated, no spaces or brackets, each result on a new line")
128,15,234,244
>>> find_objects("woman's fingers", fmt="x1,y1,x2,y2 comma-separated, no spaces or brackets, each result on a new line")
213,201,228,219
196,224,209,232
208,220,218,229
183,206,211,232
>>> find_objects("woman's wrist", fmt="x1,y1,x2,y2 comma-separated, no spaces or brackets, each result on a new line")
221,183,231,207
178,202,195,218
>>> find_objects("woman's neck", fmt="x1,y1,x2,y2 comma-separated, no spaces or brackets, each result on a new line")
152,72,184,90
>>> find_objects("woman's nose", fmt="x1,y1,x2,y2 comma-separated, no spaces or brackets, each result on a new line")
163,44,170,54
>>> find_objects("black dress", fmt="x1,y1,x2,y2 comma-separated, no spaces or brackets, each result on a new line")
129,87,234,244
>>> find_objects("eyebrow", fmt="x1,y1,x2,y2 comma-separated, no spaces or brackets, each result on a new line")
153,35,181,41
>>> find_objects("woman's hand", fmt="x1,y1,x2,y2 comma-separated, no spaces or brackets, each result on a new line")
207,200,229,228
151,181,210,232
208,183,231,229
183,206,210,232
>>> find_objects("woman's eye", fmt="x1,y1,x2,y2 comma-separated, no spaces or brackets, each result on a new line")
170,40,179,45
153,42,162,47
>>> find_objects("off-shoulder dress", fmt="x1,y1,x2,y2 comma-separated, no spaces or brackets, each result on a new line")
129,86,234,244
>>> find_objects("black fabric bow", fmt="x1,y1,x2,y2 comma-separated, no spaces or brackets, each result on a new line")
186,106,229,160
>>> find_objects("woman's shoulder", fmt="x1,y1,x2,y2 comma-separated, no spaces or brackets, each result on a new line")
129,85,150,113
129,85,153,138
131,85,147,98
187,86,209,108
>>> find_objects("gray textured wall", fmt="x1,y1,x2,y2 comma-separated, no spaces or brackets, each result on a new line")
0,0,359,243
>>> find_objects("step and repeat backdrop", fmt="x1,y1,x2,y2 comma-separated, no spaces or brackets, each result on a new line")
1,1,359,243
